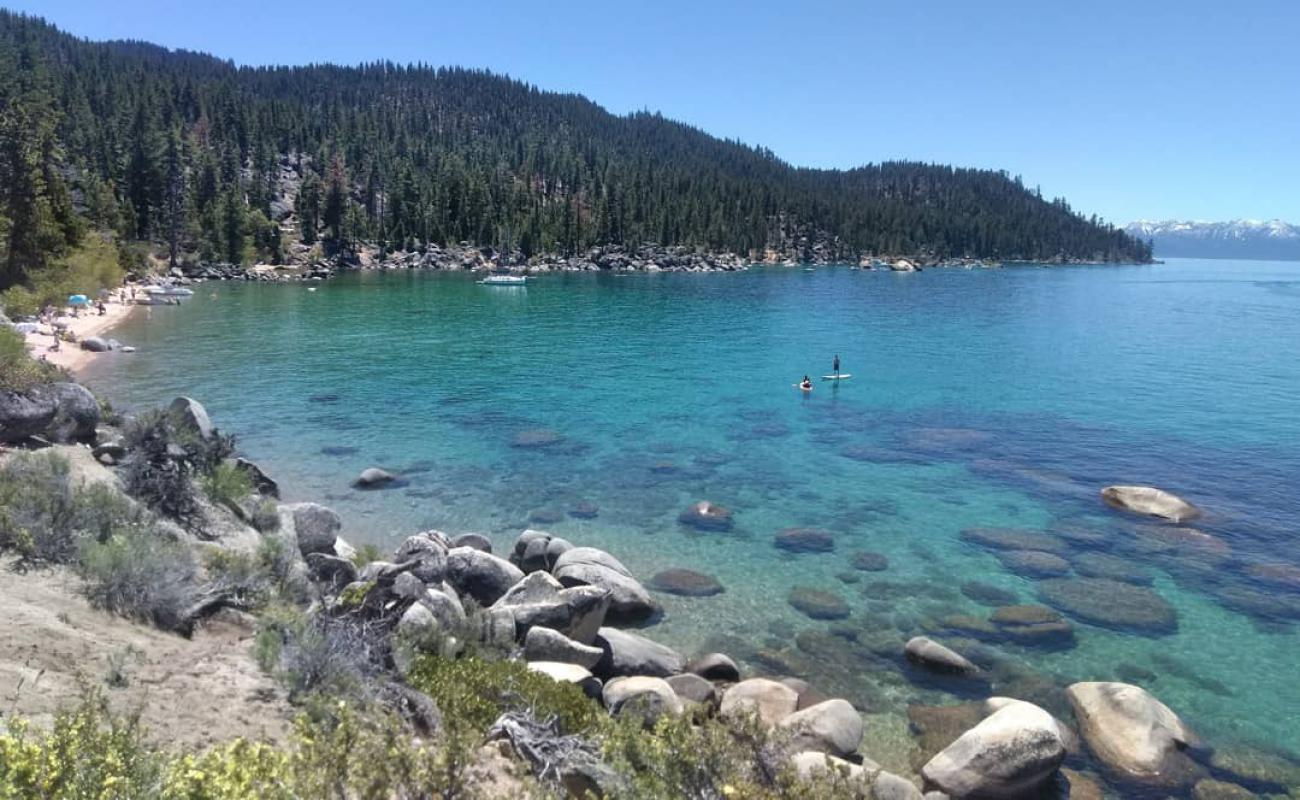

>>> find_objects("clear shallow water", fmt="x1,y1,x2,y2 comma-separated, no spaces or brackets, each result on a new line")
84,259,1300,772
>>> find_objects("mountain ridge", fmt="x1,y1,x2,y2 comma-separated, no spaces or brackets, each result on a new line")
1123,219,1300,261
0,9,1150,293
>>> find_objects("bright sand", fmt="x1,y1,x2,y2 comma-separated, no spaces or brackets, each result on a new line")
21,294,139,374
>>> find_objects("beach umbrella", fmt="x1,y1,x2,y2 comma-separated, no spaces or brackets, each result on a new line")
67,294,89,306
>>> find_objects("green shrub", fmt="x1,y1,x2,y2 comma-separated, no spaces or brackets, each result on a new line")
201,461,254,508
0,450,142,566
600,711,865,800
0,325,65,392
0,692,508,800
349,542,384,568
77,524,199,631
255,607,387,702
406,654,605,736
121,408,235,522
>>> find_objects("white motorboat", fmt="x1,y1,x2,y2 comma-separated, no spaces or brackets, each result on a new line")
478,275,527,286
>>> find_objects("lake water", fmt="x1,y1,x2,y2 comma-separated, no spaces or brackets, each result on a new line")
83,258,1300,783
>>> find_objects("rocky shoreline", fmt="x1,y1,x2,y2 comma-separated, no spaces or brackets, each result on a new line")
2,378,1296,798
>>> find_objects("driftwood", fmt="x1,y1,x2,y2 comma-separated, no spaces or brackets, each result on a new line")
486,711,619,792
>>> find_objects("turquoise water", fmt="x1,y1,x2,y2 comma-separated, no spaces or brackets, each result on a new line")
83,259,1300,774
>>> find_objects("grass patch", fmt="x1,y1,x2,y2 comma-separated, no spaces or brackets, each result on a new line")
201,460,254,509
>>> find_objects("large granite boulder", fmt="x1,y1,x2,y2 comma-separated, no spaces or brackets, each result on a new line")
592,627,684,679
774,527,836,553
552,547,659,623
687,652,741,683
778,698,864,758
1102,485,1200,523
905,636,980,676
666,673,719,707
168,396,215,440
393,531,450,583
79,335,111,352
451,532,492,553
445,546,524,606
920,698,1068,798
527,661,602,698
602,676,684,726
1037,578,1178,635
1066,682,1204,788
678,501,734,532
524,626,603,669
287,502,343,556
0,383,100,444
719,678,798,726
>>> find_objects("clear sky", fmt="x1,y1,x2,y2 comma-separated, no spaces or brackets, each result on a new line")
10,0,1299,224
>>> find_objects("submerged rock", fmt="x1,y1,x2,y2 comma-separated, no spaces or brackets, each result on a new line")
961,581,1019,607
1066,681,1204,789
960,527,1070,555
905,636,980,676
649,568,724,597
997,549,1071,578
568,501,600,519
510,428,565,448
850,551,890,571
774,527,836,553
988,605,1075,648
678,501,734,532
788,586,851,620
1072,551,1153,585
1101,485,1200,522
1037,578,1178,635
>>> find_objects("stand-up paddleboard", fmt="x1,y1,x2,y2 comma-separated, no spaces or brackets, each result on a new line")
822,374,852,381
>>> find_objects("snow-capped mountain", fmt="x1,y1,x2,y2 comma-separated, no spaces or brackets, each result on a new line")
1123,219,1300,261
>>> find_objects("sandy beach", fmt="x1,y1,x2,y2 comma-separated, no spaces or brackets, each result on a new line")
20,295,139,375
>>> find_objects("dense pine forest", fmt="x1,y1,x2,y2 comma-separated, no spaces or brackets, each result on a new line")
0,10,1150,299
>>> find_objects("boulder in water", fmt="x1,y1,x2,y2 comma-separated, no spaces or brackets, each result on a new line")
678,501,734,532
905,636,980,676
79,336,111,352
352,467,396,489
1066,681,1205,788
920,698,1069,798
998,549,1071,578
1072,552,1153,585
788,586,851,620
686,652,741,683
989,605,1076,648
553,547,660,623
960,527,1070,555
850,551,890,571
774,527,836,553
961,581,1019,607
511,428,564,449
649,568,724,597
1102,485,1200,523
1038,578,1178,635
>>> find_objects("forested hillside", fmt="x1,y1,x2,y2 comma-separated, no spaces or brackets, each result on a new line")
0,10,1150,295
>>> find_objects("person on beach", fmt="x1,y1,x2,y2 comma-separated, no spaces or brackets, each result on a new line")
96,300,106,316
49,332,60,352
833,354,841,378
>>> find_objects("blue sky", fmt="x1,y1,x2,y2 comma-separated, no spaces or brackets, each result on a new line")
11,0,1299,224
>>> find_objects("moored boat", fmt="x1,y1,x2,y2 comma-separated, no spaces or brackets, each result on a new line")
478,274,527,286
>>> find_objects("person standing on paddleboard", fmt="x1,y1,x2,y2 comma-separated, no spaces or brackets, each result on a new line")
833,354,840,378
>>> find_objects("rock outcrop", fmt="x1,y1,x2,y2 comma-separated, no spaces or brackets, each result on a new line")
920,699,1068,798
